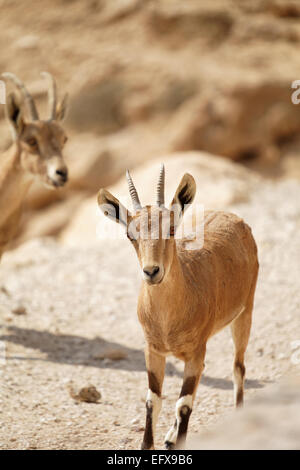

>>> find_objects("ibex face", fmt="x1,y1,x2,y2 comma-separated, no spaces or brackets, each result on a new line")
98,165,196,286
2,72,68,188
127,205,176,285
16,119,68,188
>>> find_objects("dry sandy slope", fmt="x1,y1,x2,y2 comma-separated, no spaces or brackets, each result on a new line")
0,177,300,449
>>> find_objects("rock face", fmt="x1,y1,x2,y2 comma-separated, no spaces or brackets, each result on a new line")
172,82,300,161
60,151,260,246
191,373,300,450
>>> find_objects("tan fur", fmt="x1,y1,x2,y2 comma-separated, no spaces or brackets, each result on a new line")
0,74,68,259
98,169,259,450
138,210,258,360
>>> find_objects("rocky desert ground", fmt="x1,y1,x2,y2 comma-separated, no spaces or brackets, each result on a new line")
0,0,300,450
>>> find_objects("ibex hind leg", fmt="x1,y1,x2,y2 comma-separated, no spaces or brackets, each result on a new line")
230,273,257,408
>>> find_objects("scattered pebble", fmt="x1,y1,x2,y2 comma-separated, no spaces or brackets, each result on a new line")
277,353,287,360
12,305,27,316
120,437,132,446
68,384,101,403
132,426,144,433
0,286,10,296
130,417,139,425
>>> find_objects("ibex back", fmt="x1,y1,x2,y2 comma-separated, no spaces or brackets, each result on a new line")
98,165,259,450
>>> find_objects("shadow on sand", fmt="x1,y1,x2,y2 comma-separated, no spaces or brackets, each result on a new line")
1,325,266,390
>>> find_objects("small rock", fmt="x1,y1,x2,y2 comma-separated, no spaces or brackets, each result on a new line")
256,348,264,357
120,437,132,445
27,444,37,450
130,417,139,425
0,286,10,296
277,353,287,360
68,383,101,403
12,306,27,316
132,426,145,432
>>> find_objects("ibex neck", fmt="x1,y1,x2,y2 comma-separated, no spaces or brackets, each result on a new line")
0,143,33,228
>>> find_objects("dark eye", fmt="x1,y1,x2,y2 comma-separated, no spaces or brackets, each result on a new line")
63,135,68,144
27,138,37,147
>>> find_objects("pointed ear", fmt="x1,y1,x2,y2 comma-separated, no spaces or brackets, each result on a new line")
97,188,131,227
6,92,25,136
170,173,196,219
56,93,68,121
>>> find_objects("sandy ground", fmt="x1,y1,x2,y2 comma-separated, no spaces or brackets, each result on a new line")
0,178,300,450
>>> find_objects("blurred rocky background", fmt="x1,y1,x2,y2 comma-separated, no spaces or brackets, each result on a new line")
1,0,300,244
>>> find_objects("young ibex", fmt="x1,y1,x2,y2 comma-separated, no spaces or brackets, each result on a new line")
0,73,68,259
97,165,259,450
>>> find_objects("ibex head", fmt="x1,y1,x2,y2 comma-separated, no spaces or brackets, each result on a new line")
2,72,68,188
98,165,196,285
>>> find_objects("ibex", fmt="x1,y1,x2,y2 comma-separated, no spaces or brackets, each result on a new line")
0,73,68,259
97,165,259,450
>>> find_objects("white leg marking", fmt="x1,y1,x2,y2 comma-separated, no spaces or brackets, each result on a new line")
175,394,193,421
165,423,178,445
147,389,162,439
164,394,193,446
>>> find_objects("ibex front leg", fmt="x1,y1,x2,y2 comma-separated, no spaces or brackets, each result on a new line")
164,346,206,450
141,346,166,450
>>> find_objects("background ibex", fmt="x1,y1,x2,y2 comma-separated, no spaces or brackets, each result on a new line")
98,165,259,450
0,73,68,259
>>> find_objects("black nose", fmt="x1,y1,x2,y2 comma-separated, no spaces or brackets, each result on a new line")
55,169,68,182
143,266,160,279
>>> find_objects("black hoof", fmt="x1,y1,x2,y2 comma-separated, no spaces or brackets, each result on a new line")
164,441,175,450
141,444,150,450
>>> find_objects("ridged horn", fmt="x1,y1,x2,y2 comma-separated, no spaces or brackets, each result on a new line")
1,73,39,120
41,72,57,120
156,163,165,207
126,169,142,212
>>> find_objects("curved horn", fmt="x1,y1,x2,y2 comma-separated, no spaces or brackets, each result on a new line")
156,163,165,207
41,71,57,120
1,73,39,120
126,169,142,212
